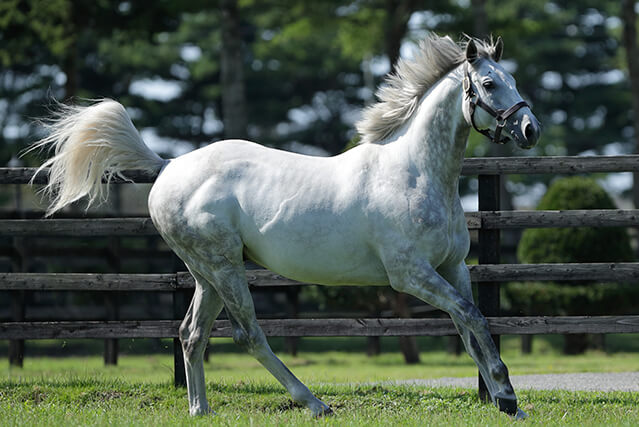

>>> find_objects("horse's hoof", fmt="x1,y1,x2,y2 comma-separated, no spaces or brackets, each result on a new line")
190,406,216,416
513,408,528,420
313,405,334,418
496,397,518,416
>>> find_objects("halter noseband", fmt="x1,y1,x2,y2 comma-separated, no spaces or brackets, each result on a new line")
463,67,529,144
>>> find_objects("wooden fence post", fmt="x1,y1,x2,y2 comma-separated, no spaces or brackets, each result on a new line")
477,174,501,402
9,184,25,367
173,288,187,387
285,287,300,356
104,187,121,365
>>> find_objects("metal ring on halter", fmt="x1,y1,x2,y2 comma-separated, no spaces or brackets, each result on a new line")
463,70,529,144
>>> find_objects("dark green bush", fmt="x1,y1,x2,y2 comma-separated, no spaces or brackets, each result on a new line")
517,176,633,264
505,177,637,353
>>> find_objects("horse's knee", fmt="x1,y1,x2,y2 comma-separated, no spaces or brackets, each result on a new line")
179,323,203,359
179,320,190,346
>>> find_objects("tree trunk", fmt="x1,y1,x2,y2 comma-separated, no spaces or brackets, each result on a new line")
621,0,639,227
521,335,533,354
563,334,588,355
447,335,462,355
220,0,248,139
394,293,420,364
471,0,488,39
63,3,80,100
384,0,417,66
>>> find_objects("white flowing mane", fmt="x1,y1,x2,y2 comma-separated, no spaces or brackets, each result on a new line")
356,35,499,144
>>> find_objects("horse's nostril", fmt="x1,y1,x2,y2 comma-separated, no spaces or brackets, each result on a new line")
524,123,534,140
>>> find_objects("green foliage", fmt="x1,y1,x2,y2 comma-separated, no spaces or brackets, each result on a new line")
0,0,635,164
518,177,633,263
507,177,637,325
503,280,639,316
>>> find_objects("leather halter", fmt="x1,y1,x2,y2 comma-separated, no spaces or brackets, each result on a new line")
463,68,529,144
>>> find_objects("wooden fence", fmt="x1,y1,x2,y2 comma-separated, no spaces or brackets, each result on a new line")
2,155,639,394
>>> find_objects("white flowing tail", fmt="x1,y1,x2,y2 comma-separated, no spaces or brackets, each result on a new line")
29,99,165,216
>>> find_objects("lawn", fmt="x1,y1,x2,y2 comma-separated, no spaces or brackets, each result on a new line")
0,335,638,426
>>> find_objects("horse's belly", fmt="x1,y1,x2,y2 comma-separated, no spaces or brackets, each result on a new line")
243,237,389,286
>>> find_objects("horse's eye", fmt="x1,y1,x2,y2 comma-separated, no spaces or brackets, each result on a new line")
482,80,495,89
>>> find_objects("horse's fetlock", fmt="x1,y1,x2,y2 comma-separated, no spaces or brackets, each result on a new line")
289,384,312,403
490,362,508,383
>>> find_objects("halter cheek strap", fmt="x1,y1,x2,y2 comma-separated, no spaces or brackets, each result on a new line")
463,71,529,144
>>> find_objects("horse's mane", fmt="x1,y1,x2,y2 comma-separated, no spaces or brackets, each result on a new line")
356,34,499,144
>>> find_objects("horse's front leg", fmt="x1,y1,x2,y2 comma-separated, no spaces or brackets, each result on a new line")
179,272,224,416
438,262,526,419
382,253,521,417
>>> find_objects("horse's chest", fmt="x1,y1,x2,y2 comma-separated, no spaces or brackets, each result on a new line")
405,196,469,266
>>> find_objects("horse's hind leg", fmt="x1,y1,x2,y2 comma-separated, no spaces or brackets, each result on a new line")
195,258,332,417
179,270,224,415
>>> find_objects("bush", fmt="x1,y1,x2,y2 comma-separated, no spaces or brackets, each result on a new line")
517,176,633,264
506,177,637,354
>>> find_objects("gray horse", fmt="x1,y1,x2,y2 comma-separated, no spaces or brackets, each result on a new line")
31,35,539,418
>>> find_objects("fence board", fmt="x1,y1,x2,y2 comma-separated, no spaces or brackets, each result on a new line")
2,210,639,237
1,316,638,339
4,156,639,185
2,263,639,291
461,155,639,174
0,218,157,236
0,273,178,291
480,210,639,229
468,263,639,282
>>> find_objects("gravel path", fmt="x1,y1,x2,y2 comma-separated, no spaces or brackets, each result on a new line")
394,372,639,392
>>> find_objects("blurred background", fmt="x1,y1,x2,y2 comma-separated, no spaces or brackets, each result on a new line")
1,0,639,362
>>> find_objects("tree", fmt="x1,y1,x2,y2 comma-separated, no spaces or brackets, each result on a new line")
621,0,639,216
220,0,248,139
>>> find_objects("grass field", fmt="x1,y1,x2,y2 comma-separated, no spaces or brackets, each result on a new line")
0,335,638,426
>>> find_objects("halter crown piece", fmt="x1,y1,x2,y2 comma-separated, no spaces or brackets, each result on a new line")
463,65,529,144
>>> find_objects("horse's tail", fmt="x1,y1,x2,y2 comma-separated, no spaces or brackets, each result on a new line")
29,99,165,216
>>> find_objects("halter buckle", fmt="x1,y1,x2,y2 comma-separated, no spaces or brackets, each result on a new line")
462,76,471,98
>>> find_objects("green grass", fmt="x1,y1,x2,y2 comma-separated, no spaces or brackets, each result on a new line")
0,335,638,426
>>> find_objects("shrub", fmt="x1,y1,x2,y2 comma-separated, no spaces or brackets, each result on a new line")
517,176,633,264
506,177,636,354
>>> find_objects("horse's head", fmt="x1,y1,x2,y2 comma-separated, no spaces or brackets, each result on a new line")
462,37,540,149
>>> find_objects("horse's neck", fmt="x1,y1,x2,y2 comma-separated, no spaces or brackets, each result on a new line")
393,68,469,199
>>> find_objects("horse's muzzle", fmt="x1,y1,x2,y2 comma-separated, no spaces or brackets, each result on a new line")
510,112,540,149
520,114,540,149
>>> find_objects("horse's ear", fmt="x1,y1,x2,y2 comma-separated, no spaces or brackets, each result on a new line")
465,39,479,64
493,36,504,62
